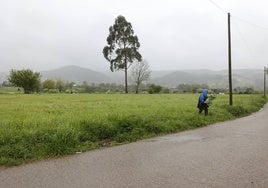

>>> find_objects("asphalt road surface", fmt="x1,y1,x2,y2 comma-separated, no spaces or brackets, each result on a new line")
1,104,268,188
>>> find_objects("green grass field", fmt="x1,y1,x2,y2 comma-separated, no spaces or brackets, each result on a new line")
0,87,22,94
0,93,266,166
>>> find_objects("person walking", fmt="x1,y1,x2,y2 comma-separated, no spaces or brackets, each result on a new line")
197,89,209,116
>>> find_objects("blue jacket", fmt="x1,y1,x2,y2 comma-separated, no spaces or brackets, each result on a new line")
197,89,208,108
199,89,208,103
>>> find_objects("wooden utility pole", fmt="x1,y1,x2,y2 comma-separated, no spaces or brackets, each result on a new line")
264,66,267,98
228,12,233,105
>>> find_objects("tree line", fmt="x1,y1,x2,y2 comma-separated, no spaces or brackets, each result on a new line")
3,70,256,94
5,68,161,94
6,65,153,94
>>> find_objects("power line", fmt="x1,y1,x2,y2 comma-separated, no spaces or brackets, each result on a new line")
232,16,268,31
208,0,268,30
232,19,255,60
232,20,252,53
208,0,228,13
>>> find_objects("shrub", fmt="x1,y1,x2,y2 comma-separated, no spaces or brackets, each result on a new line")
79,121,117,142
224,105,249,117
148,84,162,94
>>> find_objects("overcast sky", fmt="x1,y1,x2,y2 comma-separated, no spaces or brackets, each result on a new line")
1,0,268,72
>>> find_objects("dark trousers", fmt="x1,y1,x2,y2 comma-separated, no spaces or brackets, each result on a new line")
198,103,208,115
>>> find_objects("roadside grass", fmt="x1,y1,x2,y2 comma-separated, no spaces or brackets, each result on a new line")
0,94,266,166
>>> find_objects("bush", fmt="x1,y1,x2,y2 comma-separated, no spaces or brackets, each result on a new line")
224,105,249,117
79,121,117,142
148,84,162,94
8,69,41,94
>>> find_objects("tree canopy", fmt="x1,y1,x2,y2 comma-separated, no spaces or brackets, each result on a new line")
8,69,41,94
103,15,142,93
42,79,56,90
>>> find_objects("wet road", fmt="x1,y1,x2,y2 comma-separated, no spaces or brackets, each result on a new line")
1,104,268,188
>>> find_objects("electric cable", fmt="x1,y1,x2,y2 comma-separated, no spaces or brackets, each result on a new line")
208,0,268,30
208,0,228,13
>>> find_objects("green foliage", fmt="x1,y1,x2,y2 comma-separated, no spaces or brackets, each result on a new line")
234,87,254,94
103,15,142,71
0,94,266,166
176,84,209,93
8,69,41,94
224,105,248,117
204,94,216,106
148,84,162,94
42,79,56,90
103,15,142,93
56,78,66,93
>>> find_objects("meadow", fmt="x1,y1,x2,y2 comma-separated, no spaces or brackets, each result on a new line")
0,93,266,166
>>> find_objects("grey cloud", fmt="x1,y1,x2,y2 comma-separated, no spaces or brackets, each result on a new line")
1,0,268,72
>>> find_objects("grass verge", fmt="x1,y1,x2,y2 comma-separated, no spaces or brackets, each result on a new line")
0,94,266,166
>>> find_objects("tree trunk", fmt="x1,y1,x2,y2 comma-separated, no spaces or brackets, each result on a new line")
135,81,140,94
135,85,139,94
124,61,128,93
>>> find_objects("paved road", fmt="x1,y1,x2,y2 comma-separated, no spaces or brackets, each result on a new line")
1,104,268,188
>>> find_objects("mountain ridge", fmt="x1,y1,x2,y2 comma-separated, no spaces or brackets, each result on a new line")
40,65,111,84
0,65,264,90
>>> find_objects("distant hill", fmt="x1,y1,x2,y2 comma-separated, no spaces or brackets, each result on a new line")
41,65,111,84
0,65,264,91
150,69,264,90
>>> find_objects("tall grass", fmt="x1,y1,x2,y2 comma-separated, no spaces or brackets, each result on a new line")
0,94,266,166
